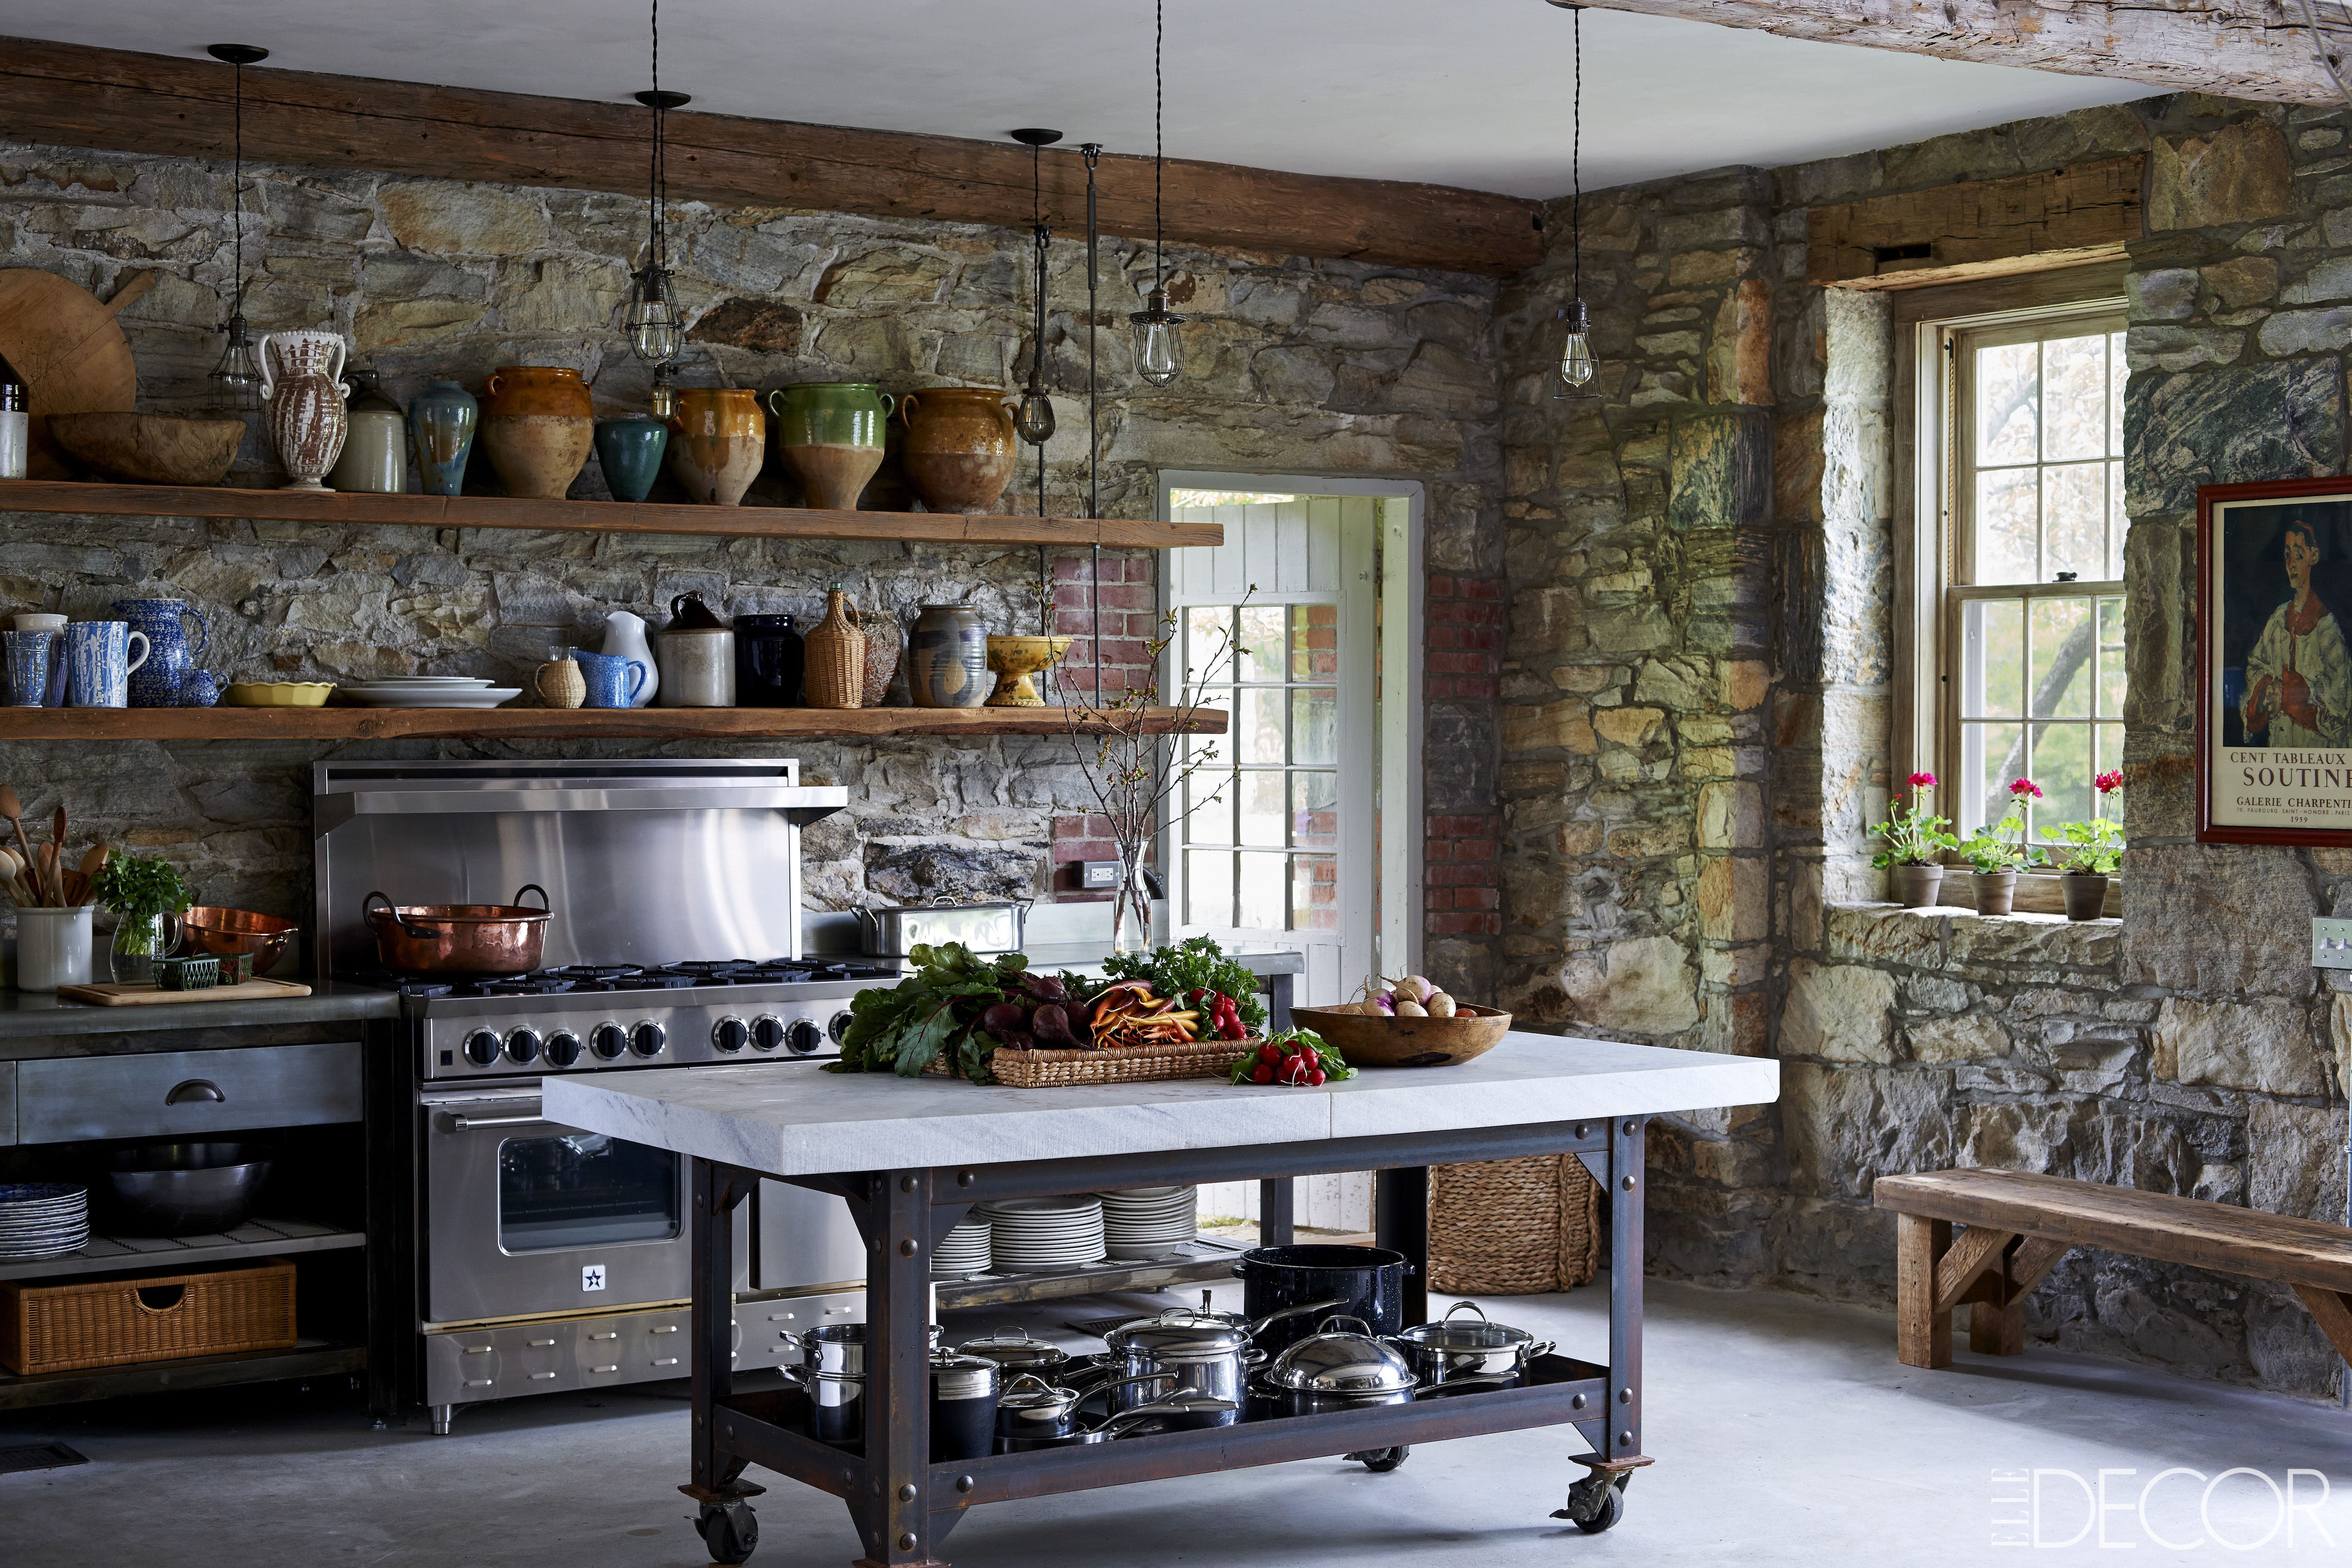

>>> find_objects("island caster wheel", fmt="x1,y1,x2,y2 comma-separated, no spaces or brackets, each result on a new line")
1351,1446,1410,1472
1575,1488,1622,1534
1553,1470,1629,1534
695,1501,758,1564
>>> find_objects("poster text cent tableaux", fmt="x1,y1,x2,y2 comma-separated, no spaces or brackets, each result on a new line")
2199,479,2352,844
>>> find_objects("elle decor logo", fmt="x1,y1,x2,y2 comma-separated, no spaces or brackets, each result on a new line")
1991,1467,2337,1551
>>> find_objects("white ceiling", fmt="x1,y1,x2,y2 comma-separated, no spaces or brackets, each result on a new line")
8,0,2156,197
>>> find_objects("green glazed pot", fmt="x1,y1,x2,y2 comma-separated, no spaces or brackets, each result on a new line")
766,382,895,511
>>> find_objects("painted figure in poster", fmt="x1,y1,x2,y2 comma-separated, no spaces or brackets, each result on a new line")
2243,518,2352,747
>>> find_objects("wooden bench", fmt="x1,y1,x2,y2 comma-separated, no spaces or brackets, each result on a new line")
1872,1167,2352,1368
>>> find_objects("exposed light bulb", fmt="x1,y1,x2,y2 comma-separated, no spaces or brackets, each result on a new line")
1555,300,1597,395
1130,288,1187,388
649,359,679,420
1015,388,1056,446
626,263,683,363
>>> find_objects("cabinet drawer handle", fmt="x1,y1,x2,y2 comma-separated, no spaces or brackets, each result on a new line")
591,1364,618,1374
650,1325,680,1335
651,1357,679,1368
528,1339,556,1348
165,1079,226,1105
529,1371,558,1381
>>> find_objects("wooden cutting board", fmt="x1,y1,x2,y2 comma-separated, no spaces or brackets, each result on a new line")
55,978,312,1006
0,268,158,478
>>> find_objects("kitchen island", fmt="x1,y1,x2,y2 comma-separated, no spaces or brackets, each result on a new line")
547,1031,1778,1565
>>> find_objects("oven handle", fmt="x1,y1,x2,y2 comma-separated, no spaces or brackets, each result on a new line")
439,1112,555,1132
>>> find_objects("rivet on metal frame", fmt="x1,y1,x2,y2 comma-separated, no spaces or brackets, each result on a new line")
901,1174,919,1192
1622,1120,1637,1135
1617,1387,1631,1403
1620,1175,1635,1191
899,1239,919,1256
898,1483,918,1501
958,1171,976,1187
1619,1428,1634,1445
956,1475,976,1493
1571,1393,1586,1410
898,1532,919,1550
1574,1123,1588,1138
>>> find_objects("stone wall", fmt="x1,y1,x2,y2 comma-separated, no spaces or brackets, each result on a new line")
0,138,1502,989
1496,95,2352,1399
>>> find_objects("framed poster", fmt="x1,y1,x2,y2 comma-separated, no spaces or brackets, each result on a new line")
2199,476,2352,844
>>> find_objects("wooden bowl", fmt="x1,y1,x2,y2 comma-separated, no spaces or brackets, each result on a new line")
47,413,244,486
1290,1002,1512,1069
181,907,299,974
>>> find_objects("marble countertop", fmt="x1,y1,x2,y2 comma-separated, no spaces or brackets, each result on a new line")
544,1032,1780,1178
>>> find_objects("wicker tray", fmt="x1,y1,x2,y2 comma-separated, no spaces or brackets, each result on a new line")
927,1037,1247,1088
0,1257,297,1375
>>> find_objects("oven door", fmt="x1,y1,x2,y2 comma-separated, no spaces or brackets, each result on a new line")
423,1088,694,1325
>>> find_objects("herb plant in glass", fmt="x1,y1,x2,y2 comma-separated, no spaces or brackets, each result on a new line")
93,853,194,983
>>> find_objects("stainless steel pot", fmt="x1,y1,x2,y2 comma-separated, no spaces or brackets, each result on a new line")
1391,1301,1555,1387
1252,1313,1517,1418
105,1141,273,1235
856,897,1026,958
958,1327,1072,1377
787,1320,944,1377
783,1368,864,1445
996,1393,1237,1451
929,1352,1001,1463
992,1371,1174,1445
1098,1299,1346,1425
362,884,551,974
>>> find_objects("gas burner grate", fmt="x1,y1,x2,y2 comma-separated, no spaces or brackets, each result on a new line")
602,973,702,991
469,976,579,996
539,964,645,981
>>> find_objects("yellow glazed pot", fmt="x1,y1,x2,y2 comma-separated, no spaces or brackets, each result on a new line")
478,366,595,500
898,388,1018,515
667,388,767,507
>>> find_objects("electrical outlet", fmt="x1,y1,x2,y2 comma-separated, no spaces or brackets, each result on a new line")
2313,917,2352,969
1075,860,1120,891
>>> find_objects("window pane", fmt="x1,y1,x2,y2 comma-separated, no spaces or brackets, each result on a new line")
1292,855,1339,932
1185,608,1232,684
1963,599,2025,718
1292,604,1338,681
2108,331,2126,456
1291,687,1337,765
1974,468,2039,584
1237,852,1286,929
1966,721,2023,837
1186,849,1233,926
2043,463,2106,582
1239,687,1284,765
1185,763,1236,843
2031,722,2092,837
2042,334,2108,462
1236,606,1285,683
2030,597,2094,719
2097,724,2125,815
2107,458,2126,576
2097,596,2126,716
1238,770,1286,847
1292,770,1338,850
1976,341,2040,465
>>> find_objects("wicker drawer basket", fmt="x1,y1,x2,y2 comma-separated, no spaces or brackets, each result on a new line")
0,1258,297,1375
1428,1155,1601,1296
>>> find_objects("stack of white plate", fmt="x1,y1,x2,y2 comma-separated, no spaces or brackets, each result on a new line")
933,1216,993,1277
341,677,522,709
1097,1186,1199,1259
0,1183,88,1261
979,1196,1105,1273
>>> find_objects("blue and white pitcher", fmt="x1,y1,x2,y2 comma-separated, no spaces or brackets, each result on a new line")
64,622,150,709
113,598,209,708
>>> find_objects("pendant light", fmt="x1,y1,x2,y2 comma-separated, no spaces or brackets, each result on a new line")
625,0,690,365
206,43,268,404
1128,0,1187,388
1010,128,1062,493
1083,141,1105,701
1550,3,1597,396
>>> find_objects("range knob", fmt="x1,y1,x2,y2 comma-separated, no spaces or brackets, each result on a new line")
785,1019,826,1055
828,1009,856,1044
545,1030,583,1068
463,1028,503,1068
590,1022,630,1060
712,1016,749,1054
751,1015,786,1052
504,1027,543,1065
630,1020,668,1058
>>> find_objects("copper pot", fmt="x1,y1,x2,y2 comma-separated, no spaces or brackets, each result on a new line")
362,884,552,974
181,907,301,974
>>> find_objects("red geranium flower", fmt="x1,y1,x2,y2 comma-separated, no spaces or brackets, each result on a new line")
2010,779,2042,799
2094,769,2123,794
1907,771,1938,789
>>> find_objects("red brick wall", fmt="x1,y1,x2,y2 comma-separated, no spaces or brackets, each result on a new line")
1051,549,1157,697
1426,573,1503,943
1425,811,1500,938
1426,573,1502,702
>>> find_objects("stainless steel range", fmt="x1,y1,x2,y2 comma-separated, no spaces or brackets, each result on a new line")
313,760,894,1434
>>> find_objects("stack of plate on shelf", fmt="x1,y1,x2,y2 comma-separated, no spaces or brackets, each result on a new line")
339,676,522,709
933,1215,993,1277
1097,1186,1199,1260
978,1195,1105,1273
0,1183,89,1261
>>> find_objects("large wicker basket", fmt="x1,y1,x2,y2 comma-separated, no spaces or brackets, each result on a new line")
928,1037,1244,1088
0,1258,297,1375
1428,1155,1600,1295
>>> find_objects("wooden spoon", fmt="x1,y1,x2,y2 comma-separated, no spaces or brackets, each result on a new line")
0,787,37,889
34,843,57,908
0,847,30,904
77,843,106,906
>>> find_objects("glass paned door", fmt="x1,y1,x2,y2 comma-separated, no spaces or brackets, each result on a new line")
498,1131,681,1253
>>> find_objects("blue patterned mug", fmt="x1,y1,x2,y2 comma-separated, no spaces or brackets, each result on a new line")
3,629,55,707
64,621,151,709
574,649,648,709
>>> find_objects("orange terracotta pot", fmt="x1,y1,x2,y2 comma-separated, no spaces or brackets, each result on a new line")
479,366,594,499
481,366,594,419
667,388,767,507
898,387,1018,515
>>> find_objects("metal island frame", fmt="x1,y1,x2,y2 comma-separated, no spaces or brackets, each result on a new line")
547,1033,1779,1567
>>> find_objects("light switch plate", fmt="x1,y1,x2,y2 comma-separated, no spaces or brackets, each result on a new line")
2313,917,2352,969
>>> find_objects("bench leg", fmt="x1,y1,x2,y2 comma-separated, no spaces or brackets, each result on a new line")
1896,1213,1952,1369
1968,1294,2024,1356
2294,1285,2352,1368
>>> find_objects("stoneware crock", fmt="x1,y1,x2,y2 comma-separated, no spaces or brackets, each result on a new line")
479,366,595,500
767,382,893,510
906,604,988,709
259,330,348,491
666,387,766,507
328,369,406,494
898,388,1018,514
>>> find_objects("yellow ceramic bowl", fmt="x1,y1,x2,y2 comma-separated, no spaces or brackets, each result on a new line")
223,681,336,708
984,635,1074,707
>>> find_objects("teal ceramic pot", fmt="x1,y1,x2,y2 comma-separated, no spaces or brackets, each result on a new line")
906,604,988,709
409,379,477,497
595,415,669,504
766,382,894,511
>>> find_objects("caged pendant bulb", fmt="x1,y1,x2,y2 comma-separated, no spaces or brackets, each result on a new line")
625,264,682,363
1556,302,1596,394
1130,289,1187,387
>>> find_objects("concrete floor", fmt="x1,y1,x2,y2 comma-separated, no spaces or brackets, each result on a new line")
5,1276,2352,1567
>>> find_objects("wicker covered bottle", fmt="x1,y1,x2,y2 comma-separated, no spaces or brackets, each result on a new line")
805,584,868,710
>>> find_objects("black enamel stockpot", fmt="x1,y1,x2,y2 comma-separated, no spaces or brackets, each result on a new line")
1232,1244,1410,1355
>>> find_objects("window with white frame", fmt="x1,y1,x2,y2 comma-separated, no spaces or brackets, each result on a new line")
1932,303,2127,843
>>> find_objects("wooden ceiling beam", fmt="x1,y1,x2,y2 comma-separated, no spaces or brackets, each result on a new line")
0,35,1542,277
1575,0,2338,107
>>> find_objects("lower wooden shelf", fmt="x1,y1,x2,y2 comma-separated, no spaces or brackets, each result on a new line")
0,705,1223,741
0,1217,365,1283
0,1339,365,1410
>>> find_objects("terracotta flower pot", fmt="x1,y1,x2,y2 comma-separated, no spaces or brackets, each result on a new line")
2061,873,2110,921
479,366,594,499
667,388,767,507
898,387,1017,514
1970,870,2017,917
1891,864,1945,910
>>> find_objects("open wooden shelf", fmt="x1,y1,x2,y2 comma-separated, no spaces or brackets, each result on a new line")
0,480,1220,550
0,1217,365,1284
0,705,1225,741
0,1339,365,1411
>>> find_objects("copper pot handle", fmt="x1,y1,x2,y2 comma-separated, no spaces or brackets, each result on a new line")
363,890,436,940
513,883,551,913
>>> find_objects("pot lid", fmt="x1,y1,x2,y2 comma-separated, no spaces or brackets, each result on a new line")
928,1350,1000,1400
1105,1309,1251,1360
1263,1317,1416,1394
958,1329,1069,1368
994,1373,1079,1413
1392,1301,1536,1352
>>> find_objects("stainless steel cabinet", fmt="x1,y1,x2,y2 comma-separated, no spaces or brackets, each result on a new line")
16,1042,362,1145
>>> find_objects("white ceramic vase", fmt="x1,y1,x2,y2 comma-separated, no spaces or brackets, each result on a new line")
600,611,660,708
260,330,350,491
